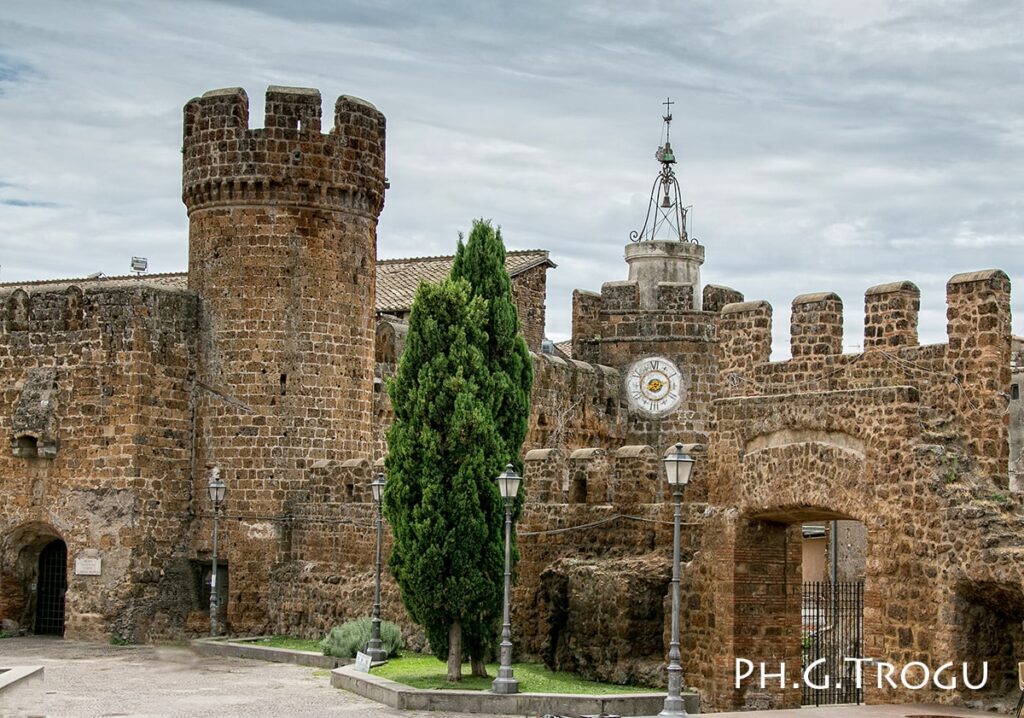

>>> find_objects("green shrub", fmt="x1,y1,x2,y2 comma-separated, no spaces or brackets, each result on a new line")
320,617,403,659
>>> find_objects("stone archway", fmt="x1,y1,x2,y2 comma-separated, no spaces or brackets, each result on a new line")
704,429,886,711
727,505,870,711
0,522,65,635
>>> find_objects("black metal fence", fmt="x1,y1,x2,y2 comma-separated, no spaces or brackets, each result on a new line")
801,580,864,706
35,539,67,635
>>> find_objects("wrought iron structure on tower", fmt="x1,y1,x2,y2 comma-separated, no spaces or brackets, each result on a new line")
630,98,697,244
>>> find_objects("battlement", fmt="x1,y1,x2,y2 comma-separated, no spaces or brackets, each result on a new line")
523,446,636,506
522,443,705,507
1,282,197,339
718,270,1009,370
182,86,386,215
790,292,843,357
864,280,920,349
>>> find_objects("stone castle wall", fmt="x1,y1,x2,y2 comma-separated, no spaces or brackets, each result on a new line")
1009,337,1022,491
510,263,548,353
183,86,385,633
0,83,1021,716
0,282,198,640
696,269,1019,710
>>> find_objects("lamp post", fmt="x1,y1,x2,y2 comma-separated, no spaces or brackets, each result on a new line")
492,463,522,695
366,472,388,663
660,443,694,718
207,465,227,638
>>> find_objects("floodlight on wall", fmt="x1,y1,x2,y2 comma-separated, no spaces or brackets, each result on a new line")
131,257,148,275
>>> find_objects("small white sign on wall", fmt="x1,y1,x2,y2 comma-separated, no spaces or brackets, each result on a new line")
354,651,372,673
74,556,102,576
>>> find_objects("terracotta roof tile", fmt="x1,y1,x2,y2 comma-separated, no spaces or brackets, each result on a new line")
376,249,554,313
0,272,188,294
0,249,555,315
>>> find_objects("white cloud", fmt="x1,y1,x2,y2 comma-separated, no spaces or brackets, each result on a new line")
0,0,1020,354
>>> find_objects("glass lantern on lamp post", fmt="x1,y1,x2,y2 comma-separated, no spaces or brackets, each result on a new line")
208,466,227,638
365,473,388,663
492,463,522,695
660,443,694,718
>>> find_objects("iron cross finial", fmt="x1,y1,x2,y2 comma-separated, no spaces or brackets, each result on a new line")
662,96,674,122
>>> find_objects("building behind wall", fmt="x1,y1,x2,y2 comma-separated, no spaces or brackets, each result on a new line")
1,84,1023,712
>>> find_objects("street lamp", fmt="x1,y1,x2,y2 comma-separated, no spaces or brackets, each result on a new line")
208,465,227,638
492,463,522,695
660,443,694,718
365,472,388,663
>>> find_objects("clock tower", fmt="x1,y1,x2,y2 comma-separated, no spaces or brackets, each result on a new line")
570,99,743,461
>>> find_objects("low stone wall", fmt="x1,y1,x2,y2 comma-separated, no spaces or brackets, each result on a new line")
0,665,44,717
330,664,699,715
191,637,349,669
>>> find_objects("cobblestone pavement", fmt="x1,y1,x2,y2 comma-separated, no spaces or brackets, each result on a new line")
0,637,517,718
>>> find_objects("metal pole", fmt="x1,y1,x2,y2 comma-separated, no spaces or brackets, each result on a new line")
366,498,386,662
659,485,687,717
209,503,219,638
830,520,839,584
492,498,518,694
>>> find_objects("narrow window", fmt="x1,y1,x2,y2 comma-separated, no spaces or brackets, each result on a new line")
14,435,38,458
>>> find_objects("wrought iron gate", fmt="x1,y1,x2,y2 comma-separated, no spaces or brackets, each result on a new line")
801,581,864,706
36,539,67,635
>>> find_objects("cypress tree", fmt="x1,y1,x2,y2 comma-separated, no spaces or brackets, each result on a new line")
383,278,505,682
450,219,534,675
451,220,533,469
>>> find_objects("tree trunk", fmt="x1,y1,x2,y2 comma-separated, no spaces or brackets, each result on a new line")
447,621,462,682
471,655,488,678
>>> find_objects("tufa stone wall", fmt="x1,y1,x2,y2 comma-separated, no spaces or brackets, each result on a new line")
1,82,1022,717
184,86,385,634
1010,337,1022,492
0,283,198,641
510,263,548,353
697,269,1020,710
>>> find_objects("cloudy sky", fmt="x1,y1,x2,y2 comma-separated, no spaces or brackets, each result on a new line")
1,1,1021,355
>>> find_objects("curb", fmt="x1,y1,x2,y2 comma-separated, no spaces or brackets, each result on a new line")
330,663,700,716
191,637,351,669
0,665,45,717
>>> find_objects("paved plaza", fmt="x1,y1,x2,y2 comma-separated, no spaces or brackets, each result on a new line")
0,637,515,718
0,637,1006,718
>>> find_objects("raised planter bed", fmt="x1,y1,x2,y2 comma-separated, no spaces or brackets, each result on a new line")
191,636,351,669
330,663,699,716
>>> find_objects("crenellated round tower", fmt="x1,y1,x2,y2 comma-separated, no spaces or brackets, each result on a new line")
182,86,385,630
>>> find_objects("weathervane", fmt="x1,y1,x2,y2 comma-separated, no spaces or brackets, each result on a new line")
629,97,696,244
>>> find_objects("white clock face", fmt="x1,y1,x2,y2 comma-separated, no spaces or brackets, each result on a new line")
625,356,683,417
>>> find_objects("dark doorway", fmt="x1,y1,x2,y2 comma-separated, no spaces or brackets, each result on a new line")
35,539,67,635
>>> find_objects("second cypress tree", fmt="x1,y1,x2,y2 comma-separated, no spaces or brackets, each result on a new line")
450,219,534,676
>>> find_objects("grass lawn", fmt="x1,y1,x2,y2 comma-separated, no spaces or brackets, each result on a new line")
249,635,322,653
372,653,656,694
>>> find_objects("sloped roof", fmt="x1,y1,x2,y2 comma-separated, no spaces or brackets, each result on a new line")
554,340,573,359
0,249,555,314
376,249,554,314
0,272,188,295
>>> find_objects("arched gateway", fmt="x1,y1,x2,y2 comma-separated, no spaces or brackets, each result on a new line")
0,523,67,636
